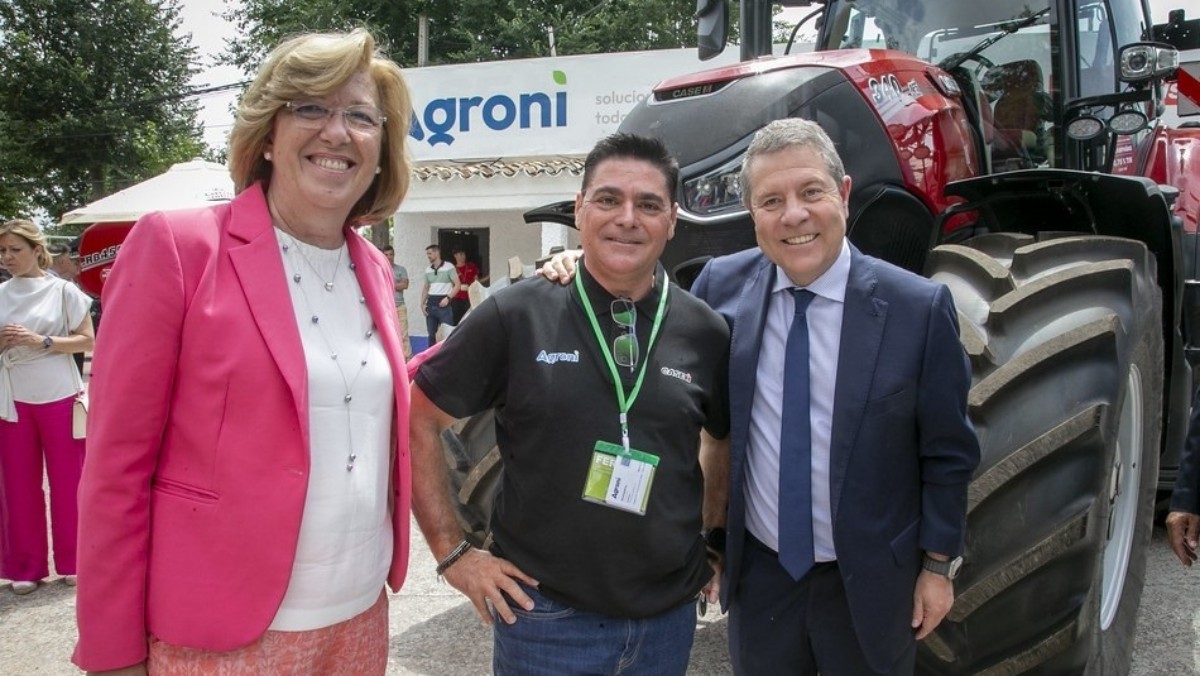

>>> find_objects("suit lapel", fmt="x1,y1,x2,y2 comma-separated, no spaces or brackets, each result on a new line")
729,255,775,479
828,248,887,523
227,185,309,425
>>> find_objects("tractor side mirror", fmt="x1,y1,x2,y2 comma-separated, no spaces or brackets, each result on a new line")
696,0,729,61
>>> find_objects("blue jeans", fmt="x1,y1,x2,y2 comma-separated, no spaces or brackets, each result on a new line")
424,296,454,344
492,584,696,676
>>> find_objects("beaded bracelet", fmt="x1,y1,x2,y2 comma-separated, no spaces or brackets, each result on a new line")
436,540,472,577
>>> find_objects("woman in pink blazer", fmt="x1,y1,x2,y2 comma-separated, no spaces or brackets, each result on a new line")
73,30,414,675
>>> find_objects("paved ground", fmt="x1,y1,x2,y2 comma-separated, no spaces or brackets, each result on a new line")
1,520,1198,675
0,514,731,675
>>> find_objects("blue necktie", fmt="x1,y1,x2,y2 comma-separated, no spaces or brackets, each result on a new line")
778,288,815,581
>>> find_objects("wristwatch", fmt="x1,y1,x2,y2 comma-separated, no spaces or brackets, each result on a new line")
922,554,964,580
42,335,54,349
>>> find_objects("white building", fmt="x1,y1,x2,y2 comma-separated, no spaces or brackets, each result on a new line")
394,47,745,340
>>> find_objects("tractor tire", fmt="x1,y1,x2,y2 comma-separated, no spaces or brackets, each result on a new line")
439,411,502,548
918,233,1162,675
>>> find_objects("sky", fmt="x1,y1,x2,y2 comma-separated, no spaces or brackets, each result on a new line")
176,1,241,149
176,0,1186,152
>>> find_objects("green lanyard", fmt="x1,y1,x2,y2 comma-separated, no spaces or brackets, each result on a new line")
575,266,670,456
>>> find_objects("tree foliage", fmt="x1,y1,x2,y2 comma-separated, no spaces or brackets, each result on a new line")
221,0,457,72
440,0,700,62
223,0,736,71
0,0,205,221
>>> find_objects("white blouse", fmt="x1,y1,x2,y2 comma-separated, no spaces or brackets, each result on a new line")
0,275,91,421
270,231,395,631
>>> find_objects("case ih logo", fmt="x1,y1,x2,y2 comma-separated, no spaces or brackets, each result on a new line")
658,80,731,101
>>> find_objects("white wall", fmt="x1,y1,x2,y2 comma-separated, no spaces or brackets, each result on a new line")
386,45,790,337
392,169,580,337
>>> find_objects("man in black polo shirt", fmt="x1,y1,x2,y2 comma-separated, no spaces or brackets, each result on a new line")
410,133,730,676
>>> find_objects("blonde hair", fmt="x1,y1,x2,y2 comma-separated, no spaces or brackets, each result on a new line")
228,29,412,226
0,219,51,269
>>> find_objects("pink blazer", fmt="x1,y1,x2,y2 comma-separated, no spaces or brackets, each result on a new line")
72,184,412,671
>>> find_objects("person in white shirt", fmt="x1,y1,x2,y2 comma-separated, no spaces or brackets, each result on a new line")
420,244,459,344
0,219,95,595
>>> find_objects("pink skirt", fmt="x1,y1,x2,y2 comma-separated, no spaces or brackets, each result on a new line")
147,590,389,675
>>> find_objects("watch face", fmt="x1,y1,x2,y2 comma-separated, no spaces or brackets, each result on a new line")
948,557,964,578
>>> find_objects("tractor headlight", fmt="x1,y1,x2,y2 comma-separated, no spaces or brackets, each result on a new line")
682,153,746,217
1066,115,1106,141
1108,109,1149,135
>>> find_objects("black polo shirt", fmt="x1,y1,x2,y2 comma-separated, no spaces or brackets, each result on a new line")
416,260,730,618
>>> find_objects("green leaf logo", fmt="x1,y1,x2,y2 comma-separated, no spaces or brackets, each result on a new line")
552,70,567,85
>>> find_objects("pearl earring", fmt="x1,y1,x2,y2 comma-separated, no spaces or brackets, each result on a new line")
374,166,381,175
264,152,272,161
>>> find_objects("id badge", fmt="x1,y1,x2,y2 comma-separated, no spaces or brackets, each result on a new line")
582,440,660,516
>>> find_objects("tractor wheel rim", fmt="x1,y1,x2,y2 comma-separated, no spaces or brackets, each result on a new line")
1100,364,1142,630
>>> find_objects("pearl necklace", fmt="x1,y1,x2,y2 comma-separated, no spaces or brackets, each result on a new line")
277,229,374,472
288,235,343,292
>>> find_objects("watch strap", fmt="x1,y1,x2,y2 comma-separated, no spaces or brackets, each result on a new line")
921,554,963,579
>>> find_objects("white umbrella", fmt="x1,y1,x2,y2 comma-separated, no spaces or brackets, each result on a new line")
59,158,234,225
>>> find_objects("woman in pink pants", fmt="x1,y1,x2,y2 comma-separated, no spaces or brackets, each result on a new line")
0,219,95,595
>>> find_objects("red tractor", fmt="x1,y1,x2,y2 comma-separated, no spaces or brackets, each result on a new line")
507,0,1200,672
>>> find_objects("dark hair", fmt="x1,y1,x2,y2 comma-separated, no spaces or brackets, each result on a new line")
740,118,845,207
425,244,440,252
581,133,679,199
383,245,394,253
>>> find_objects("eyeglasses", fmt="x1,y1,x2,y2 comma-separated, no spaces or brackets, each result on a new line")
611,298,638,370
284,101,387,135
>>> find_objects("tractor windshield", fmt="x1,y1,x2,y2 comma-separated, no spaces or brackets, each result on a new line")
820,0,1053,82
821,0,1057,169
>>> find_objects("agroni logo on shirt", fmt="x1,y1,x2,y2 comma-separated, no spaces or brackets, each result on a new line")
536,350,580,365
409,71,569,147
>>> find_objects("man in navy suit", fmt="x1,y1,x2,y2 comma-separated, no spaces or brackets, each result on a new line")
689,118,980,675
1167,388,1200,566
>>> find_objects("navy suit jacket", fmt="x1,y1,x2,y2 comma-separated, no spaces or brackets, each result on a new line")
1170,386,1200,514
691,245,980,671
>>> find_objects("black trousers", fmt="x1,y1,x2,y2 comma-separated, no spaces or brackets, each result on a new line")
450,296,471,325
728,534,916,676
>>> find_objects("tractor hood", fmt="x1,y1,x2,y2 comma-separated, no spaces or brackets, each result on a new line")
621,56,845,169
622,49,960,170
611,48,977,279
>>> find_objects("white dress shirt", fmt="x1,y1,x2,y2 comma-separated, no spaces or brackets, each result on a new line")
744,239,850,562
270,233,394,631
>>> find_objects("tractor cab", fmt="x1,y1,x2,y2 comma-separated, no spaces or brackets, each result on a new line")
811,0,1183,175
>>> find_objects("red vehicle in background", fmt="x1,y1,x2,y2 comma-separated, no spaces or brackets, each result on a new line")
71,159,233,297
515,0,1200,672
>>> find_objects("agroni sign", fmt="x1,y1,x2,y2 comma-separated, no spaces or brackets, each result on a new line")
401,48,744,162
410,70,569,147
